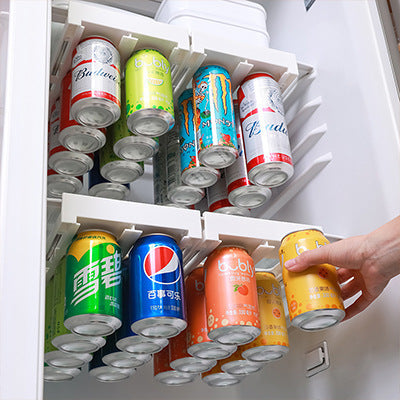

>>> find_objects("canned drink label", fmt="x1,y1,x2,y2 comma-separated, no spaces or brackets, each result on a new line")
153,345,172,375
169,329,190,362
48,98,65,157
125,49,174,119
65,231,122,321
100,127,123,167
166,132,183,192
193,65,238,153
60,70,79,131
153,138,169,205
52,258,70,339
71,37,121,108
207,172,231,212
45,277,57,353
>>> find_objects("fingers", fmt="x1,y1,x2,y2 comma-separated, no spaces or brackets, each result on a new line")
337,268,354,284
340,278,361,301
284,244,334,272
343,293,375,321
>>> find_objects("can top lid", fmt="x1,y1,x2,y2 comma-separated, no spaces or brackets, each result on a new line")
280,228,324,244
78,35,116,48
141,232,176,240
240,72,276,86
217,244,249,253
78,229,117,238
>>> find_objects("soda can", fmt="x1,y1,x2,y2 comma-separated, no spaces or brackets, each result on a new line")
204,246,260,345
169,329,216,373
153,345,196,386
193,65,238,169
206,172,251,217
116,260,168,355
220,346,264,376
241,271,289,363
129,233,187,338
226,100,272,208
47,169,83,199
185,267,237,360
43,363,81,382
89,152,130,200
71,36,121,128
51,258,106,354
201,360,242,388
59,70,107,153
178,89,220,188
64,230,123,336
48,97,94,176
89,347,135,383
238,72,294,187
279,229,345,331
125,49,174,137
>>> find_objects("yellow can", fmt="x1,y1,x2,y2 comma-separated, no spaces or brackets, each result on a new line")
241,271,289,363
279,229,345,331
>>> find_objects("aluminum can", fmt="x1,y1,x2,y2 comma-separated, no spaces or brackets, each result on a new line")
169,329,216,373
71,36,121,128
59,70,107,153
64,230,123,336
185,267,237,360
279,229,345,331
201,360,242,387
206,171,251,217
89,347,135,383
178,89,220,188
193,65,238,169
204,246,260,345
241,271,289,362
220,346,264,376
129,233,187,338
153,345,196,386
47,169,83,199
48,97,94,175
51,258,106,353
226,100,272,208
89,152,130,200
125,49,174,137
238,72,293,187
43,363,81,382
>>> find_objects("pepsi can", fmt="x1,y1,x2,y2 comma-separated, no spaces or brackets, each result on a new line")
129,234,187,338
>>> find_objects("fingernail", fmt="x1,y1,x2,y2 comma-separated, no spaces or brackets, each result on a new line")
285,259,296,269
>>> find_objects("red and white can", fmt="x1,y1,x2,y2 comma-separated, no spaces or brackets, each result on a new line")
47,169,83,198
225,100,272,208
238,73,293,187
71,36,121,129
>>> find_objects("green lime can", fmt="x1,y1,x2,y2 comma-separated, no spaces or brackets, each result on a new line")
125,49,174,137
64,230,123,337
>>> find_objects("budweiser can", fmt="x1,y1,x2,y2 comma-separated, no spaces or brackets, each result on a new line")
178,89,220,188
71,36,121,128
201,360,243,387
185,267,237,360
220,346,264,376
279,229,345,331
47,169,83,198
204,246,260,345
206,171,251,217
241,271,289,363
48,97,94,176
59,70,107,153
193,65,238,169
226,100,272,208
238,73,293,187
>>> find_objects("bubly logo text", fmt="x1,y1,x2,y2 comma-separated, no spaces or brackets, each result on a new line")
217,258,254,277
135,56,169,74
257,284,280,296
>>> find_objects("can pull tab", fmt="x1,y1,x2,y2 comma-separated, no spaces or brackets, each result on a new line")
305,341,330,377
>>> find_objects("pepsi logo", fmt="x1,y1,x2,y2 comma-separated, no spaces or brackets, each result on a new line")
144,245,181,285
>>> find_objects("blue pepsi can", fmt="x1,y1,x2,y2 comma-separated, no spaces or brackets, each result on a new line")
178,89,220,188
193,65,238,169
129,233,187,339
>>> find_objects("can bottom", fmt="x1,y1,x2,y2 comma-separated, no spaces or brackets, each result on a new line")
199,145,238,169
208,326,260,346
213,206,251,217
103,352,151,369
52,333,105,354
249,162,293,188
168,185,204,206
101,160,143,184
89,366,135,382
44,366,81,382
47,174,82,198
49,151,93,176
154,371,196,386
44,350,92,369
228,185,272,209
117,336,168,355
171,357,216,374
88,182,130,200
72,98,120,128
187,342,237,360
292,309,345,331
181,166,220,188
242,345,289,363
221,360,264,376
131,316,187,339
59,125,106,153
127,108,174,137
114,135,159,161
64,314,122,337
202,372,242,387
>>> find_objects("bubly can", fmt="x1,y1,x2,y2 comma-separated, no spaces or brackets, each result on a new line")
43,364,81,382
185,267,237,360
206,172,250,217
279,229,345,331
125,49,174,137
64,230,123,336
59,70,107,153
48,97,94,176
241,271,289,363
226,100,272,208
193,65,238,169
178,89,220,188
89,152,130,200
129,233,187,338
238,73,293,187
201,360,242,387
47,169,83,199
71,36,121,128
204,246,260,345
220,346,264,376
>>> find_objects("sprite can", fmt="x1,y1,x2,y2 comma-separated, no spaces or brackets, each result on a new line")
125,49,174,137
64,230,123,337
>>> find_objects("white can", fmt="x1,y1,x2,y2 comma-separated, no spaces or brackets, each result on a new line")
71,36,121,128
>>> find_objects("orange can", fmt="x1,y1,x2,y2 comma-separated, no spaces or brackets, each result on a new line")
204,246,260,345
201,359,242,387
279,229,345,331
220,346,264,376
241,271,289,362
185,267,237,360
